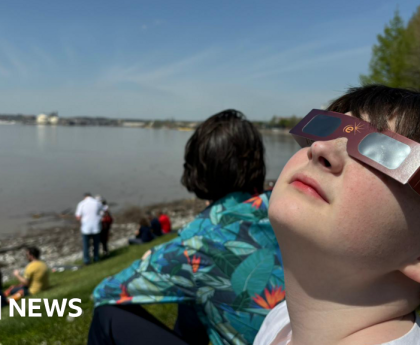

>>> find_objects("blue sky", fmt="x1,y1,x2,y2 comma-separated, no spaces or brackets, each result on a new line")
0,0,418,120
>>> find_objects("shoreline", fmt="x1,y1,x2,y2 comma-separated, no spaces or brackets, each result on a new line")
0,197,207,282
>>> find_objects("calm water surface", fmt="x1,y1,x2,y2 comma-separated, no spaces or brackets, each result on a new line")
0,125,300,236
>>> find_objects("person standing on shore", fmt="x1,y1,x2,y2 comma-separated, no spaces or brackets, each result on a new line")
158,210,171,234
100,200,113,257
75,193,103,265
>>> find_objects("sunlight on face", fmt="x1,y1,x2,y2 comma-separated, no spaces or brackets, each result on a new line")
269,113,420,275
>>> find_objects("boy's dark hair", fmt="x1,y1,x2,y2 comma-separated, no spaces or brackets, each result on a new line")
26,246,40,259
181,109,266,200
84,192,92,197
328,85,420,142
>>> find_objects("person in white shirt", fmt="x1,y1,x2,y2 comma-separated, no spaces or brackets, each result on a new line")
75,193,103,265
254,85,420,345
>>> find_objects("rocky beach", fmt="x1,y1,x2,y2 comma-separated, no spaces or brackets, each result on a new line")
0,197,207,282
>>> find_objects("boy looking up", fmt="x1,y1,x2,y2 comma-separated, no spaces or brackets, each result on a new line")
255,85,420,345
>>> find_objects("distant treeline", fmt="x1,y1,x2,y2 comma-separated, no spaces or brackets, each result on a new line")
265,115,301,129
0,114,302,130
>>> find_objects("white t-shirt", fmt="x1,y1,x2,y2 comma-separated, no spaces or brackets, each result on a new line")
254,302,420,345
75,197,102,235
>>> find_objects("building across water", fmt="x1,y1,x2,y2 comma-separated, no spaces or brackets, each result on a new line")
36,112,59,125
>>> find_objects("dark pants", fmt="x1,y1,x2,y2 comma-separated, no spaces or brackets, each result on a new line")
88,304,209,345
128,238,144,245
0,292,6,307
7,285,29,297
100,224,111,254
1,285,30,307
82,233,100,264
174,304,209,345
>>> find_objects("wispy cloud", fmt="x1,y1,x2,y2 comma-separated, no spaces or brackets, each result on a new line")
0,39,29,77
140,18,164,31
249,46,371,80
251,40,334,71
98,48,217,86
31,45,56,68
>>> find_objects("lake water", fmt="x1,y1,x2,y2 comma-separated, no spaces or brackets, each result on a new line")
0,125,300,236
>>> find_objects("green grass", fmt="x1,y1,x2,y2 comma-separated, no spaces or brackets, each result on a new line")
0,234,178,345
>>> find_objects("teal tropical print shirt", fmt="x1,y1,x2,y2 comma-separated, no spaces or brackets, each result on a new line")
93,191,285,345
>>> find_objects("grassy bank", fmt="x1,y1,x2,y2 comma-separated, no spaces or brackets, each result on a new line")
0,233,178,345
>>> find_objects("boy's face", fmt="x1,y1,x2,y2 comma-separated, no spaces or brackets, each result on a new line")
269,113,420,274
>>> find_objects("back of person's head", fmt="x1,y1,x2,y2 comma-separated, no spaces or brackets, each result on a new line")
181,109,266,201
139,217,150,227
26,246,41,260
328,84,420,142
84,192,92,198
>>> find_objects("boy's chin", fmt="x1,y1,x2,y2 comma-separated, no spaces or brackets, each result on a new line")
269,193,323,234
268,194,334,252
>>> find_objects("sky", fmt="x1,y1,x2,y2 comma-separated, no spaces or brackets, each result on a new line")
0,0,418,120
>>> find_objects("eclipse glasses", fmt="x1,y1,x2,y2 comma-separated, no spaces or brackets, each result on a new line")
290,109,420,195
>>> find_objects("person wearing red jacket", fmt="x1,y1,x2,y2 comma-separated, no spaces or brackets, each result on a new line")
158,210,171,234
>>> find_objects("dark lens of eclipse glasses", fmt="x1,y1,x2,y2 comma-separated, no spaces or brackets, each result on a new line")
302,115,411,170
302,114,341,137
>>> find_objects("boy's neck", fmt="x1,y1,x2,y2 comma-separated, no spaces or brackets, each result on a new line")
283,267,418,345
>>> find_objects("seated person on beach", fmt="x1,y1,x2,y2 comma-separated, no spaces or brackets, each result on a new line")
158,210,171,234
88,110,285,345
148,212,162,237
128,217,154,245
3,247,49,302
254,85,420,345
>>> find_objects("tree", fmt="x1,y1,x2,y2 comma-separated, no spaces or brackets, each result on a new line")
360,10,412,88
404,6,420,89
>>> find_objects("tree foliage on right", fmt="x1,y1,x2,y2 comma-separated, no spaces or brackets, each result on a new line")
360,7,420,90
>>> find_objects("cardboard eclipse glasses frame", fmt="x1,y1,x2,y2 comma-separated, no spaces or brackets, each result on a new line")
289,109,420,195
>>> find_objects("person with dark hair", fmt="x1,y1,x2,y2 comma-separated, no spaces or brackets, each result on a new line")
128,217,154,245
254,85,420,345
181,109,265,200
75,193,103,265
2,246,49,303
89,109,285,345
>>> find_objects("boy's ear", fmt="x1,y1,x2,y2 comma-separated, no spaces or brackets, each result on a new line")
400,258,420,284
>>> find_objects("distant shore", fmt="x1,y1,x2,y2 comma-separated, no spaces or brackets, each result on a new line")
0,197,207,282
0,120,291,135
0,112,296,133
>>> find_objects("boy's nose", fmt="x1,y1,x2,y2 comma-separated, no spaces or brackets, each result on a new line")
307,138,348,174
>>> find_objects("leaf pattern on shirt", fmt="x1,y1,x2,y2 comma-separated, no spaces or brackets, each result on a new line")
93,191,285,345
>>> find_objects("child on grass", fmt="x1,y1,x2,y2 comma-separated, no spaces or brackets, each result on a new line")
254,85,420,345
